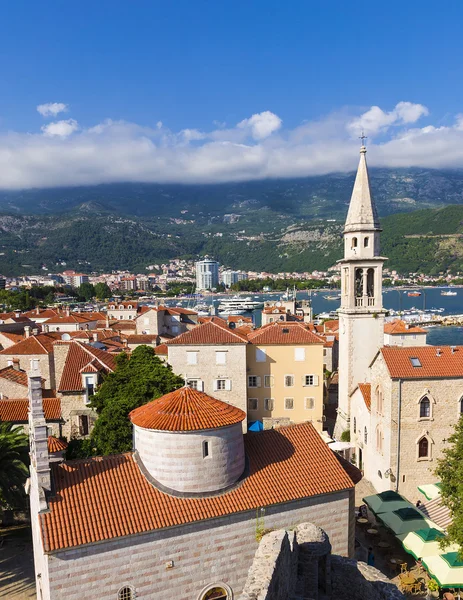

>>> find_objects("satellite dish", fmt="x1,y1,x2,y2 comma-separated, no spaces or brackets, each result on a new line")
61,333,71,341
276,301,282,307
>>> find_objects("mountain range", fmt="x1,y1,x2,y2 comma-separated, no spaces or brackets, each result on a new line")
1,167,463,277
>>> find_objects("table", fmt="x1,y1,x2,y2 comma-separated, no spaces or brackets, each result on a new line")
399,574,417,593
357,518,369,525
378,541,390,548
367,528,378,535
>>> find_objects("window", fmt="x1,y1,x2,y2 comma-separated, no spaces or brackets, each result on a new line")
215,351,227,365
285,397,294,410
351,237,358,248
418,437,429,459
79,415,89,437
460,397,463,414
376,426,383,453
187,379,202,390
364,236,369,247
353,417,356,432
364,427,368,444
264,398,274,411
84,376,95,404
202,587,228,600
203,440,210,458
248,398,258,411
420,397,431,418
264,375,274,388
294,348,305,362
375,385,383,414
248,376,261,388
118,586,134,600
304,374,319,386
187,351,198,365
410,357,422,368
285,375,295,387
255,348,266,362
216,379,226,391
304,397,315,410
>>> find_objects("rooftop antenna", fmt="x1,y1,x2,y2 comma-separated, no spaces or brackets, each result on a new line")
359,131,367,147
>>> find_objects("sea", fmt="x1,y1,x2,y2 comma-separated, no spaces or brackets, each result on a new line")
174,287,463,346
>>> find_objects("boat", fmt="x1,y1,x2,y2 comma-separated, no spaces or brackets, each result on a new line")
218,296,264,311
407,291,422,297
325,295,341,300
218,308,247,316
441,290,457,296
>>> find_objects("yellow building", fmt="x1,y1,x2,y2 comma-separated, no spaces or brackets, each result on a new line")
246,322,325,431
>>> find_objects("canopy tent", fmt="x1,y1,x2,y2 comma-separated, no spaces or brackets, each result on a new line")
248,421,264,432
379,507,435,536
363,490,413,515
328,441,354,451
397,527,456,560
423,552,463,588
418,482,442,501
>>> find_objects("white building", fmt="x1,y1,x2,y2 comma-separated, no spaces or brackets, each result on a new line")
335,145,387,438
196,259,220,290
221,270,248,287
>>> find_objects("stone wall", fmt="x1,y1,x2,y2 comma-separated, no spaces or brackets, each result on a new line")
239,523,404,600
40,490,353,600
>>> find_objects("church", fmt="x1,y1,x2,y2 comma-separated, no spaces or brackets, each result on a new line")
27,360,356,599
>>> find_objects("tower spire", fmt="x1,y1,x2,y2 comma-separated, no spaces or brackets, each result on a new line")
344,143,380,233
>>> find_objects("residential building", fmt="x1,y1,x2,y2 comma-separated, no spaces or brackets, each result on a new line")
221,269,248,287
246,322,325,431
167,319,248,418
383,320,427,346
336,144,387,438
107,301,139,320
195,259,220,290
350,345,463,501
136,306,198,337
28,380,356,600
61,271,89,287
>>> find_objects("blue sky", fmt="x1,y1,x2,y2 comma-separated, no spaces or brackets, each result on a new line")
1,0,463,188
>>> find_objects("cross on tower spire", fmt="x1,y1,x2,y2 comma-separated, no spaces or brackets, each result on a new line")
359,131,367,146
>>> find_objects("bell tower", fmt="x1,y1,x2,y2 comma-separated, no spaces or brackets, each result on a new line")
334,143,387,438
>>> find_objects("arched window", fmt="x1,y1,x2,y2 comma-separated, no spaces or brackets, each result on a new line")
375,386,383,414
420,397,431,418
418,437,429,458
364,427,368,444
128,305,132,309
118,586,134,600
355,268,363,297
119,305,124,309
201,586,230,600
376,426,383,453
367,268,374,297
364,236,369,247
353,417,356,433
351,237,358,249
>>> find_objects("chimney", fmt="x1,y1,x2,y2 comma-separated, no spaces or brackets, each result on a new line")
36,306,40,315
43,324,49,333
436,348,442,357
24,325,31,338
12,357,20,371
32,328,39,336
15,311,21,318
451,346,457,354
66,306,70,317
93,332,98,342
28,360,51,512
106,313,110,328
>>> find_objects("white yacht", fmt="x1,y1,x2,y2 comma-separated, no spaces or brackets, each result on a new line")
218,296,264,311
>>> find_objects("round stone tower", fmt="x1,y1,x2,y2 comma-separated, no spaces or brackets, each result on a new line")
129,386,246,495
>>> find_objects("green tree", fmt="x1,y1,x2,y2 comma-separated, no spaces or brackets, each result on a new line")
94,282,112,299
0,422,29,508
89,346,184,455
77,282,95,302
436,417,463,556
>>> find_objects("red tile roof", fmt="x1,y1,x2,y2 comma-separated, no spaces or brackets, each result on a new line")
48,436,68,453
23,308,60,319
40,422,355,552
247,322,323,345
126,335,158,344
167,319,247,345
380,346,463,379
358,383,371,411
44,314,94,324
384,320,427,334
0,397,61,421
0,366,28,387
0,332,25,344
129,387,246,431
0,333,61,355
58,341,116,391
154,344,168,355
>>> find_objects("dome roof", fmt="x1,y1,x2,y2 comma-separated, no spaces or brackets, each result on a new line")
129,386,246,432
48,436,68,453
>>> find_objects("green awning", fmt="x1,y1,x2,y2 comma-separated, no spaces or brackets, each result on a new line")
363,491,413,514
418,482,442,501
379,507,435,536
397,527,456,560
423,552,463,587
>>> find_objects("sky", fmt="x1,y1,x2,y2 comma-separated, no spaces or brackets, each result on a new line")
1,0,463,189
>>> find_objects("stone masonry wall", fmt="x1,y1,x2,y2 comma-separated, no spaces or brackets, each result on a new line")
43,490,353,600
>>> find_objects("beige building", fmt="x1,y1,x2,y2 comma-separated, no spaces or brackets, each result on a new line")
350,345,463,501
136,306,198,338
383,320,427,346
246,322,325,431
167,319,248,418
107,301,139,320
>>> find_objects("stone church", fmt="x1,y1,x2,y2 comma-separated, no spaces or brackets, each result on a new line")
28,363,357,599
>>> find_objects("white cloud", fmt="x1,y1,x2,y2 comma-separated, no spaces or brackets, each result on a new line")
1,102,463,189
237,110,282,140
41,119,79,138
347,101,429,136
37,102,69,118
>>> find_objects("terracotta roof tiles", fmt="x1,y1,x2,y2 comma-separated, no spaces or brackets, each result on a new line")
0,366,28,387
129,387,246,431
154,344,168,355
358,383,371,411
247,322,323,345
40,422,355,552
381,346,463,379
0,333,61,356
384,320,427,335
126,335,158,344
0,397,61,422
58,341,115,391
48,436,68,453
167,320,247,345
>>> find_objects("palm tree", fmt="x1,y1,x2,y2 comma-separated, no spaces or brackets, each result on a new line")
0,422,29,508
